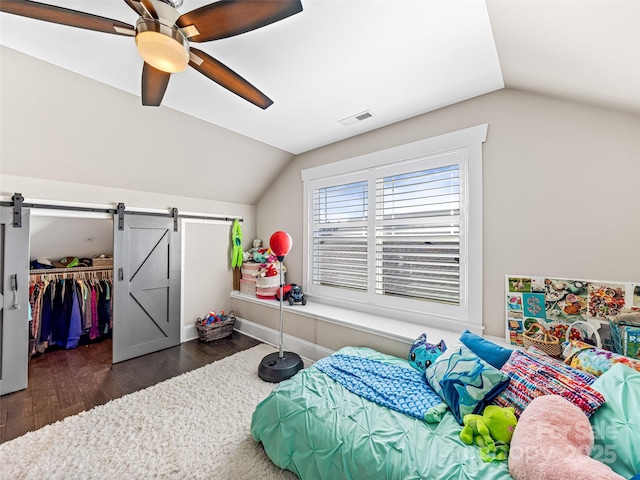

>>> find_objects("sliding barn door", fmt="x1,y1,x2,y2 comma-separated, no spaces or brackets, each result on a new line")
0,206,30,395
112,214,181,363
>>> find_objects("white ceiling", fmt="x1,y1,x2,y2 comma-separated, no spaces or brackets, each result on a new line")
1,0,639,156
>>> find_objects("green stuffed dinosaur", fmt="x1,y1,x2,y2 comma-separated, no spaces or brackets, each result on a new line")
460,405,517,462
231,219,243,269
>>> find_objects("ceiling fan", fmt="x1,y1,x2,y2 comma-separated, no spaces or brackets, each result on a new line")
0,0,303,108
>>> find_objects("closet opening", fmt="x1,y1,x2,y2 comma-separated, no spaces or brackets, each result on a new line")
28,211,114,365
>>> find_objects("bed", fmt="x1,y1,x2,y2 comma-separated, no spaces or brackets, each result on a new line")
250,346,512,479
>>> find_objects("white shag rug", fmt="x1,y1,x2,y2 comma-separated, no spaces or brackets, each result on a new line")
0,344,298,480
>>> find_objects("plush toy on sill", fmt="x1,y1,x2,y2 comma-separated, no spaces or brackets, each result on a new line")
408,333,447,371
243,238,265,263
253,248,271,264
258,263,279,278
460,405,518,463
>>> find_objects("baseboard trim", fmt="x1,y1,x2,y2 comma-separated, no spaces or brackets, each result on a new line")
181,318,334,362
182,324,199,343
233,317,334,362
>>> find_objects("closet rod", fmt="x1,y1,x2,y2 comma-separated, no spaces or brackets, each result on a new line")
29,266,113,275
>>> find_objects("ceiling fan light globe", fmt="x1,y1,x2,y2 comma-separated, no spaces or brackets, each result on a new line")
135,18,189,73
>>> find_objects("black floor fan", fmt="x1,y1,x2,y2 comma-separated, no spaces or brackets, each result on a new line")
258,231,304,382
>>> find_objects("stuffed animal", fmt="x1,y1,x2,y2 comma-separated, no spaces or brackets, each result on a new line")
460,405,518,462
408,333,446,371
243,239,265,263
258,263,278,278
508,395,624,480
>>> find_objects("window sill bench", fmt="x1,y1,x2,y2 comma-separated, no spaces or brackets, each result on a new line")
229,291,511,349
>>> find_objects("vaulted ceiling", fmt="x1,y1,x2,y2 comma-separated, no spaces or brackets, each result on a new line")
2,0,638,156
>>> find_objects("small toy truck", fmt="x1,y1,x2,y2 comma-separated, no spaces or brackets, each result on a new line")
288,284,306,305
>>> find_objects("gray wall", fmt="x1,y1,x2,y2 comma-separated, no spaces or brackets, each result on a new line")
255,89,640,339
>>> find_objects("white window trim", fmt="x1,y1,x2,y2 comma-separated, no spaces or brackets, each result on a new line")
301,124,487,332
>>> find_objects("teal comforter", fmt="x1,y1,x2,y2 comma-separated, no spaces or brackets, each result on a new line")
251,347,513,480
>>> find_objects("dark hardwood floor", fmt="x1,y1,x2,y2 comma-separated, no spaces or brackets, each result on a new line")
0,332,261,444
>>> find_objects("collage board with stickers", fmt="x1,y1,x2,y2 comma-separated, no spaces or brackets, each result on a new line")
505,275,640,349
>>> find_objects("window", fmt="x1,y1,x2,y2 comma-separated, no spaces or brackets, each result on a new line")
302,125,487,329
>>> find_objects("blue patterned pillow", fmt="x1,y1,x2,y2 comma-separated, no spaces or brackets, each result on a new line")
425,342,510,424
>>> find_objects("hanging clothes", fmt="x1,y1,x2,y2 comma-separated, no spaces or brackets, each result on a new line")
28,270,113,355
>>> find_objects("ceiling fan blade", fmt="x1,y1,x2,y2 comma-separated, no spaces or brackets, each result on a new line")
189,47,273,109
139,0,159,19
142,62,171,106
0,0,135,36
123,0,145,17
177,0,302,43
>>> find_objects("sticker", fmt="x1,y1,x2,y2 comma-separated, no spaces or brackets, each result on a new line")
508,320,523,331
509,277,531,293
531,277,545,294
588,282,626,319
507,294,523,311
523,293,546,319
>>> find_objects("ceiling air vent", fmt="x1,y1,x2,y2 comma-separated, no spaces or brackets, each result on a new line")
339,110,374,126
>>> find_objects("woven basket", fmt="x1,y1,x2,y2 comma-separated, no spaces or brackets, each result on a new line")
239,279,256,296
195,312,236,342
522,322,562,357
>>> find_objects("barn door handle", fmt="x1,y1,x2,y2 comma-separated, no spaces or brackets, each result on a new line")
118,268,124,281
11,274,20,310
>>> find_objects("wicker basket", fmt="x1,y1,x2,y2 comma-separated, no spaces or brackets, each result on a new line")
195,312,236,342
522,322,562,357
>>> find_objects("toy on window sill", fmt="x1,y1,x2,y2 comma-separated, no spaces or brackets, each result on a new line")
288,284,306,305
275,284,306,305
247,238,262,257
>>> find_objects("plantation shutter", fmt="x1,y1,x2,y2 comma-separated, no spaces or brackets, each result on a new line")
375,165,460,304
312,181,368,291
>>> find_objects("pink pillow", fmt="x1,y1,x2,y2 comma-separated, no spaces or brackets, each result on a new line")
508,395,624,480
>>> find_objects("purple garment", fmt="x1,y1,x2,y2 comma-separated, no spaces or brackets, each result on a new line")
89,286,99,340
65,285,82,349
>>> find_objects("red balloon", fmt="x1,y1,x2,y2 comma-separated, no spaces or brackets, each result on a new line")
270,231,292,260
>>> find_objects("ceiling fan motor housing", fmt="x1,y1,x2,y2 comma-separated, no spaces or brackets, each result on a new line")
135,17,189,73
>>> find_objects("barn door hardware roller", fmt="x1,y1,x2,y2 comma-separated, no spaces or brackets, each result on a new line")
117,203,126,231
12,193,24,228
171,208,179,232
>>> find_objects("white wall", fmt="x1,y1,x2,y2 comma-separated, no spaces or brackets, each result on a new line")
182,220,242,339
255,89,640,340
29,216,114,261
0,46,294,206
3,45,639,353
